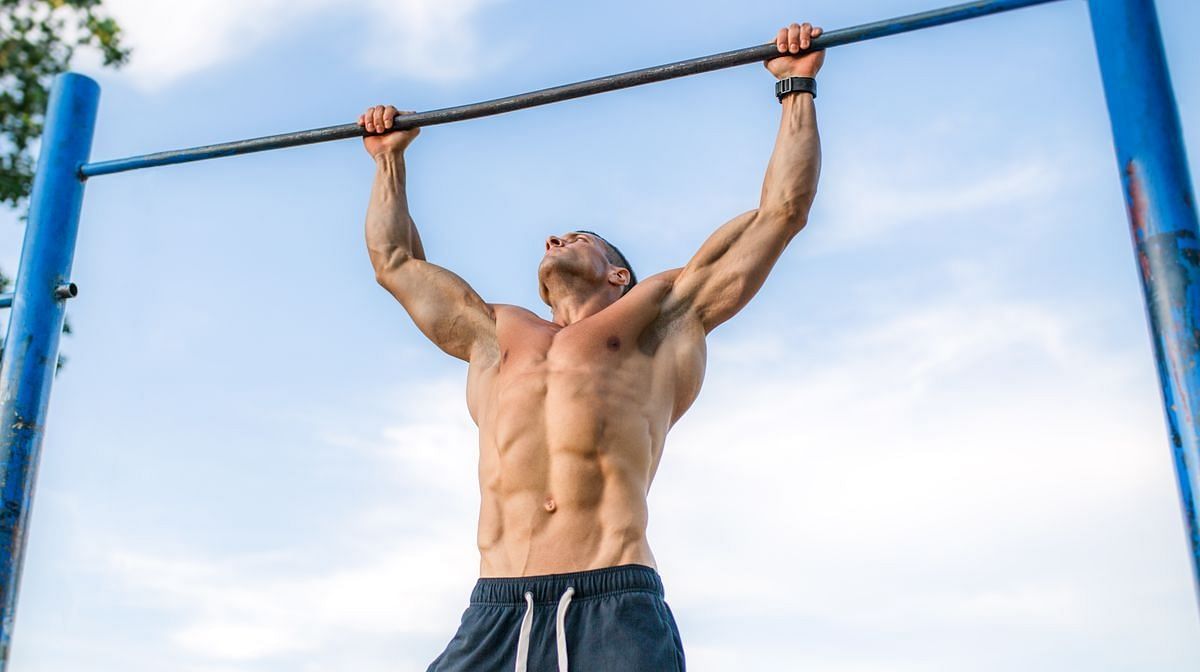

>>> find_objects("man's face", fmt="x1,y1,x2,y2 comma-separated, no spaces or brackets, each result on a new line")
540,232,610,278
538,232,613,303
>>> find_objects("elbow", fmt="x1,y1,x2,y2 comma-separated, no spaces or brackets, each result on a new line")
372,247,415,285
756,200,812,237
759,185,816,231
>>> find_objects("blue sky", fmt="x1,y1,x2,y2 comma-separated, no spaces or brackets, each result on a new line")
2,0,1200,669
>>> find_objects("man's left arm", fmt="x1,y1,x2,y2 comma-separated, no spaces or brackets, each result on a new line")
666,22,825,333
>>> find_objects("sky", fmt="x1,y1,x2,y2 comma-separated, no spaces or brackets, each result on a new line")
2,0,1199,670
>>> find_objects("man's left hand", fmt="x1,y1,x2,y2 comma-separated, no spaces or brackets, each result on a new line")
765,22,825,79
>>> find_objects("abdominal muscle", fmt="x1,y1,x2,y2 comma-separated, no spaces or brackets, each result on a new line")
471,340,676,577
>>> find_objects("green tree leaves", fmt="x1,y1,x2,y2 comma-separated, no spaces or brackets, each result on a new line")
2,0,129,369
1,0,129,210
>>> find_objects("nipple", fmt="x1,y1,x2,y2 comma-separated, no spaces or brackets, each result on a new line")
543,496,557,513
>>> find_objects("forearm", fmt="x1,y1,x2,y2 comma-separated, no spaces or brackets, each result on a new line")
366,152,426,274
758,92,821,226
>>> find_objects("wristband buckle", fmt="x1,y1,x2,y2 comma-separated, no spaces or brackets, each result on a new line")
775,76,817,102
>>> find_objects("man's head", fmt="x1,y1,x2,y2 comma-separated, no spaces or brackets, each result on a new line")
538,230,637,306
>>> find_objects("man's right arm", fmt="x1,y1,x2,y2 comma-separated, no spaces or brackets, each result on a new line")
361,104,498,364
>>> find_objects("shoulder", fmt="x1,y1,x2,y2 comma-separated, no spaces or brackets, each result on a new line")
639,268,683,291
491,303,542,321
629,268,707,353
635,268,692,322
491,304,557,339
618,268,682,307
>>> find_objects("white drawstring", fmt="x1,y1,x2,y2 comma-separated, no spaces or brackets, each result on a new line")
555,587,575,672
513,586,576,672
514,591,535,672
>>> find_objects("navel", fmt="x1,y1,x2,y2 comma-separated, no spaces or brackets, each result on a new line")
606,335,621,351
543,496,557,513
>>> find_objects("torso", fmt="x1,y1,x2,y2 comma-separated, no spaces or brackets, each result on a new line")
465,271,706,577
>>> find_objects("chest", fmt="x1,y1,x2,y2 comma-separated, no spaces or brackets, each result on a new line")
475,307,706,428
497,304,661,378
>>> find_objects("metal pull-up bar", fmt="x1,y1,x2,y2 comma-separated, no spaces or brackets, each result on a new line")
79,0,1063,178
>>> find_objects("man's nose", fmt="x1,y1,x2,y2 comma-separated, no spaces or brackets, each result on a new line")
545,235,564,250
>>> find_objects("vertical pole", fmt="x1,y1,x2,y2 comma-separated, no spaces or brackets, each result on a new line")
0,73,99,666
1088,0,1200,606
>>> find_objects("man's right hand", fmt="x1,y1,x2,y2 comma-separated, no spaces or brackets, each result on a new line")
358,104,420,159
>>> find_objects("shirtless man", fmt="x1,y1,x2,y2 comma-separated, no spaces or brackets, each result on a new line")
358,22,825,672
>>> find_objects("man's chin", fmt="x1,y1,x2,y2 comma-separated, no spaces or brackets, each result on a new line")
539,255,566,275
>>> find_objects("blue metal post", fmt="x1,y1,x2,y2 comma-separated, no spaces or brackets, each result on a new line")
0,73,99,666
1088,0,1200,604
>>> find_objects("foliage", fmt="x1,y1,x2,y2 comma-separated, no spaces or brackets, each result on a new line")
1,0,129,370
1,0,129,209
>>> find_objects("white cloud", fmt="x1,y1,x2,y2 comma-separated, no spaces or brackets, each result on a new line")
812,156,1062,252
171,622,306,662
101,539,477,666
84,0,506,90
358,0,513,82
80,382,483,668
649,290,1187,668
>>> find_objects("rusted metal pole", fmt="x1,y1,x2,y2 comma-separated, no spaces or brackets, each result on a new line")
0,73,98,668
1089,0,1200,607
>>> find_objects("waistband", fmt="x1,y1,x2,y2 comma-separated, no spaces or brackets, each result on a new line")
470,564,664,605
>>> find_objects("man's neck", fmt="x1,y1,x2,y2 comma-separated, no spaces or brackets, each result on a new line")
546,287,618,326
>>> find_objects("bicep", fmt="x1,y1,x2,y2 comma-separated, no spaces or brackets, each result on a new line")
376,259,497,362
668,209,800,332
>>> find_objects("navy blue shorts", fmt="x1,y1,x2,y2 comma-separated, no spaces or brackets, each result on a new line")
427,564,686,671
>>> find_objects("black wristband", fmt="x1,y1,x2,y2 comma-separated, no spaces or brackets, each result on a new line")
775,76,817,102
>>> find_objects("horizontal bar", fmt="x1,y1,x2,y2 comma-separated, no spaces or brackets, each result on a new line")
80,0,1064,178
0,294,10,309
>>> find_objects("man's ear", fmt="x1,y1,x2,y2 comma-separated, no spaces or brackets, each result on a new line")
609,267,631,288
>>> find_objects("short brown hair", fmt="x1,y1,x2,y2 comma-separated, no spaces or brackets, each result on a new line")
575,230,637,294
